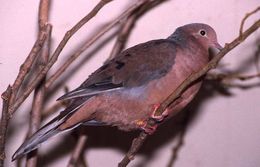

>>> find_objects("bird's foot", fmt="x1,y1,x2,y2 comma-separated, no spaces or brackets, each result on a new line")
135,120,158,135
135,104,169,135
142,123,158,135
151,104,169,122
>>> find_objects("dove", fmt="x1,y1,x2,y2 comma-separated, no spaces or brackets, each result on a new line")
12,23,222,160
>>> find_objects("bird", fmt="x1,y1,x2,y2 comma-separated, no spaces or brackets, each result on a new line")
12,23,222,160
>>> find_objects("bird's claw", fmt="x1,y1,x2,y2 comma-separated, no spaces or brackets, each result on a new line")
141,122,158,135
135,104,169,134
135,120,158,135
151,104,169,122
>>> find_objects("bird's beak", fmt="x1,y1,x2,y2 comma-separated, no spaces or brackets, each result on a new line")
208,42,223,59
209,42,223,53
213,42,223,51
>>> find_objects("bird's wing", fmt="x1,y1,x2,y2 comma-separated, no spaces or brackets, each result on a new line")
58,39,177,100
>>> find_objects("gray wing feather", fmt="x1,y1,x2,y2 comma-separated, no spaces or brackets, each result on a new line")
58,39,176,101
57,87,122,100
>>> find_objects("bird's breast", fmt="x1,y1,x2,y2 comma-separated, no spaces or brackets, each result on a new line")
94,49,208,131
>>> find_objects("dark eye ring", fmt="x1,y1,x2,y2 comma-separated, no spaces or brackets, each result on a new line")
199,30,206,36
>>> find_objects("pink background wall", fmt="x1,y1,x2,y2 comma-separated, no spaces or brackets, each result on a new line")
1,0,260,166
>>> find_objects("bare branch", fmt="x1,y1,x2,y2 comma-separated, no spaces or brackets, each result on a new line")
45,0,150,89
42,101,69,119
254,40,260,73
167,110,191,167
67,133,88,167
8,0,114,115
38,0,50,29
0,21,49,167
207,72,260,81
166,129,185,167
118,132,148,167
239,6,260,36
26,1,51,166
0,86,12,166
9,0,151,114
108,14,138,61
108,0,169,61
9,28,47,107
26,26,52,167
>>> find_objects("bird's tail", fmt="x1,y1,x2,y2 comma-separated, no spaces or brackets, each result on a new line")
12,100,84,161
12,116,64,161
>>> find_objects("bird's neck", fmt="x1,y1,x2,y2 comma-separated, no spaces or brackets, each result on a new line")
167,29,188,43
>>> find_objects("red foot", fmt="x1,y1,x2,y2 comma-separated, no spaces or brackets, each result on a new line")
135,120,158,135
141,122,158,135
151,104,169,122
135,104,169,135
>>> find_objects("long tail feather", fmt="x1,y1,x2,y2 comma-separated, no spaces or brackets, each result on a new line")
12,99,85,161
12,117,62,161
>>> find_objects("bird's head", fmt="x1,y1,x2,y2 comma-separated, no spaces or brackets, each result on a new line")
182,23,223,51
170,23,223,53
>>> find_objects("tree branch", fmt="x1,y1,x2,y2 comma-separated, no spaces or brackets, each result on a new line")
38,0,50,30
107,13,138,61
8,0,114,115
25,1,51,166
206,72,260,81
108,0,169,61
8,27,48,108
118,132,148,167
239,6,260,36
7,0,151,115
0,15,50,167
44,0,150,89
67,133,88,167
0,86,12,167
41,101,69,119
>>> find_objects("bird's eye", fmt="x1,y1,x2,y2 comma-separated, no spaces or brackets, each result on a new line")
199,30,206,36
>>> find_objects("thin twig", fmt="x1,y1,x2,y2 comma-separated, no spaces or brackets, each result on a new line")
108,14,138,61
26,1,51,166
166,129,185,167
219,82,260,89
42,101,69,119
45,0,150,89
25,27,51,166
118,12,260,167
9,28,48,108
43,0,113,89
8,0,115,115
38,0,50,30
166,110,191,167
0,86,12,167
78,155,88,167
67,133,88,167
239,6,260,36
206,72,260,81
0,16,49,167
118,132,148,167
206,72,260,89
254,40,260,73
108,0,169,61
42,86,69,118
9,0,149,114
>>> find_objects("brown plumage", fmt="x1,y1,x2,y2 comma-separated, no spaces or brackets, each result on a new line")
12,23,222,160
